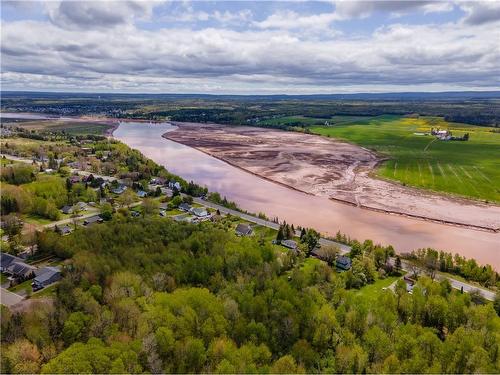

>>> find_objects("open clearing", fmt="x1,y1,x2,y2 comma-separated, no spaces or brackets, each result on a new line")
311,115,500,203
166,121,500,231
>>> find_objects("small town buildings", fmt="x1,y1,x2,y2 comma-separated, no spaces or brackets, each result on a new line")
281,239,298,250
235,223,253,236
32,266,61,290
83,215,103,226
61,205,74,215
336,255,352,271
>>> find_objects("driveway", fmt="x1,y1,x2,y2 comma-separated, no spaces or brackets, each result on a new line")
0,287,24,307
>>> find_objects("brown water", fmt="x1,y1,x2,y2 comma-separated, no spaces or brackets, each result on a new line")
114,121,500,267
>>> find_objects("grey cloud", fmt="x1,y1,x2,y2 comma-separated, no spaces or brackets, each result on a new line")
46,1,161,29
461,2,500,25
335,1,435,18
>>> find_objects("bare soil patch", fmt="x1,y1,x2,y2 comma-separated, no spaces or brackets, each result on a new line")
166,122,500,231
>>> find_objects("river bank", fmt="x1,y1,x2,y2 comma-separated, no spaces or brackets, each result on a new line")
165,121,500,232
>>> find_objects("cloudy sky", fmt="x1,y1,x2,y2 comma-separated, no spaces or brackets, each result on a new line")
1,0,499,94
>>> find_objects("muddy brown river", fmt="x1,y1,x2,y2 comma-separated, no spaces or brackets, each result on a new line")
114,122,499,267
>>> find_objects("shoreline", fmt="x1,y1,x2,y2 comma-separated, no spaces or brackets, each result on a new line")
162,128,499,234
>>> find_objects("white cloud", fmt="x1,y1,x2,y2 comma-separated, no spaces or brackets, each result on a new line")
1,1,499,93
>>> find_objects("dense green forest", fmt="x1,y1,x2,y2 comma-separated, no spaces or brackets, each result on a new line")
2,91,499,127
2,216,500,373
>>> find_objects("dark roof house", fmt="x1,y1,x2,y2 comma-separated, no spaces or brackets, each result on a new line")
33,267,62,288
179,203,192,212
336,255,352,270
59,225,73,235
61,205,74,215
235,223,253,236
83,215,103,226
0,253,22,272
6,261,37,279
281,239,298,250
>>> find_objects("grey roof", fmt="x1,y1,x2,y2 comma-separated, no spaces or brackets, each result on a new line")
83,215,103,225
7,261,36,276
235,223,252,236
34,267,61,284
136,190,147,198
191,207,209,217
281,240,298,249
61,205,74,214
179,203,191,211
60,225,72,234
0,252,22,269
336,255,352,270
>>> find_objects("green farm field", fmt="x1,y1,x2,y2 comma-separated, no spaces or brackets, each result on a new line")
258,114,371,127
311,115,500,202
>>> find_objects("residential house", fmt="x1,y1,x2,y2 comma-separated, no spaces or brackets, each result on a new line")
32,267,61,290
136,190,147,198
281,239,298,250
61,205,74,215
168,181,182,191
336,255,352,271
6,261,37,280
83,215,103,226
58,225,73,236
112,185,127,195
191,207,209,218
0,253,22,272
179,203,192,212
76,202,88,211
403,276,416,294
151,177,167,185
235,223,252,236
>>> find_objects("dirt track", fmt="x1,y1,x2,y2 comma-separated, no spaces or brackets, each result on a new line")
165,122,500,231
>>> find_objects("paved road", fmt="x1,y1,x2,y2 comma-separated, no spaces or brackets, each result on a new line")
0,287,24,307
194,197,351,253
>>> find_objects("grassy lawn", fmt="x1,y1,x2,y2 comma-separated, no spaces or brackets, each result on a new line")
8,279,32,294
351,275,402,305
311,115,500,202
165,208,183,215
32,283,58,298
1,273,9,284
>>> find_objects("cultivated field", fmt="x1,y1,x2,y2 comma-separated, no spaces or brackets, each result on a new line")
2,118,116,136
311,116,500,203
